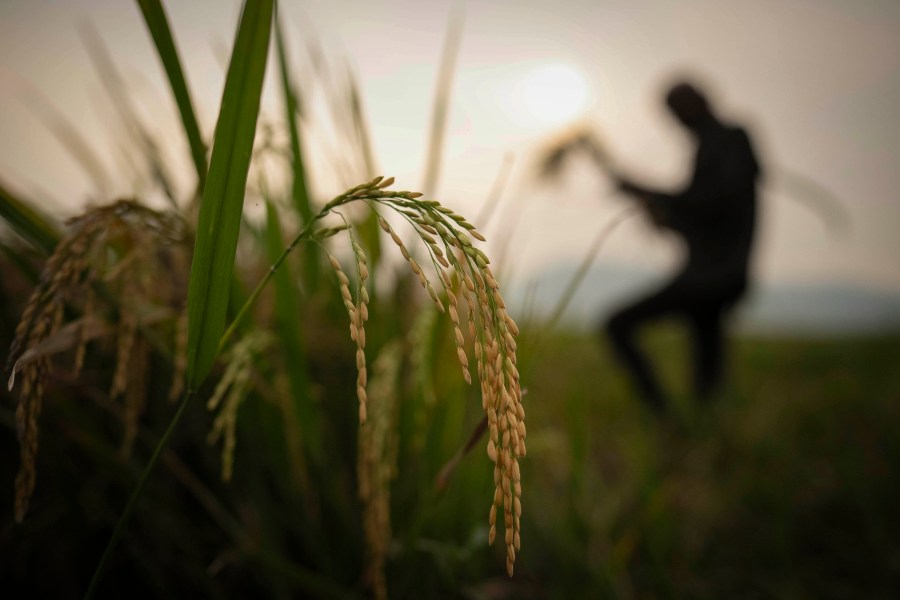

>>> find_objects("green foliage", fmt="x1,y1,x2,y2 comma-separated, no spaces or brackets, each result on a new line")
275,17,321,289
0,182,59,255
263,199,320,465
186,0,274,390
136,0,208,192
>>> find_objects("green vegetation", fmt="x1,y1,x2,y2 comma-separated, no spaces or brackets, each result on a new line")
521,328,900,598
1,1,898,598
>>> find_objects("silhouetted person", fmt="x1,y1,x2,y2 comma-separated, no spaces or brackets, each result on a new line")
606,81,761,412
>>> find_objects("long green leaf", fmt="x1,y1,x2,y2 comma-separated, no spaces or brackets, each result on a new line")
80,22,179,206
0,181,60,255
19,88,113,197
275,18,312,224
136,0,208,192
186,0,274,390
264,199,320,463
275,16,320,288
420,3,464,197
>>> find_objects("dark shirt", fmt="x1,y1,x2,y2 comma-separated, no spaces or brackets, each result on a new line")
648,119,761,295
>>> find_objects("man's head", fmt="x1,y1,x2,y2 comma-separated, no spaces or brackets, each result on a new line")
664,81,713,131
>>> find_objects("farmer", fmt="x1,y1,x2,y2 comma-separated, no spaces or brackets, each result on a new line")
606,80,761,412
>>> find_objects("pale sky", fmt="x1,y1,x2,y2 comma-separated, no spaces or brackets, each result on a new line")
1,0,898,291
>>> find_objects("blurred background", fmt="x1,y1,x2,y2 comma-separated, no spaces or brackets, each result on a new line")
1,0,899,597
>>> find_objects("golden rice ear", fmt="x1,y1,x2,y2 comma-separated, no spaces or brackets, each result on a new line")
326,251,370,425
221,175,526,579
206,331,270,482
347,182,526,577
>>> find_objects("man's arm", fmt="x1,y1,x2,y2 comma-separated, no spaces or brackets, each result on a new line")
615,128,759,232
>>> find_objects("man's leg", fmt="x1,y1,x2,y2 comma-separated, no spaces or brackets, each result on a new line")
603,284,685,412
688,303,726,401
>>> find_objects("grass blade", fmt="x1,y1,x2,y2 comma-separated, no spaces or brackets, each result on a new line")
264,199,320,465
420,3,464,197
135,0,208,192
80,22,179,206
186,0,274,389
0,181,60,255
16,85,112,197
275,17,312,224
274,16,320,286
544,206,636,331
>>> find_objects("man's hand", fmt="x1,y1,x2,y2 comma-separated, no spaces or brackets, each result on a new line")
614,177,669,228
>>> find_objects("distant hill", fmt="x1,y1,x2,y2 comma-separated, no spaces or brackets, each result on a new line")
507,263,900,336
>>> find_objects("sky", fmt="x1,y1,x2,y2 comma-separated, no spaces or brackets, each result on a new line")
1,0,899,293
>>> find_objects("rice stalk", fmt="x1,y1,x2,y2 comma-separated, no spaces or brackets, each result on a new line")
420,3,465,198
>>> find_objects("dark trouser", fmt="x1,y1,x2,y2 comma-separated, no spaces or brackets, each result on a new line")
603,277,745,412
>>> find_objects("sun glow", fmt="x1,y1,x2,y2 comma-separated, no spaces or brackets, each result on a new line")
518,63,590,128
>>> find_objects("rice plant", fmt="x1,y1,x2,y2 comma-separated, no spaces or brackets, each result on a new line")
2,1,528,596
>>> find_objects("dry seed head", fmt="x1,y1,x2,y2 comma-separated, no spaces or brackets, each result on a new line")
328,179,526,578
207,332,269,481
329,251,369,424
9,200,186,522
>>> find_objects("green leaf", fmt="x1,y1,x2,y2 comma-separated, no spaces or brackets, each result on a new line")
264,200,320,464
19,90,113,197
185,0,274,390
0,181,60,255
80,22,179,206
136,0,208,192
420,4,464,198
275,16,319,287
